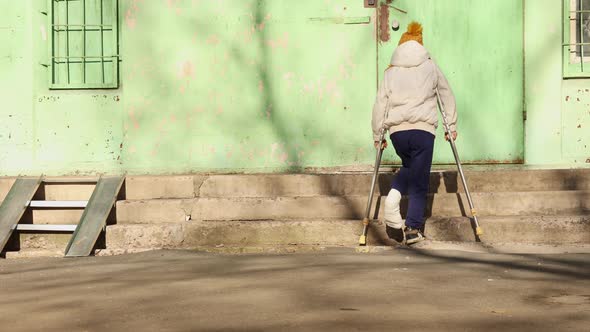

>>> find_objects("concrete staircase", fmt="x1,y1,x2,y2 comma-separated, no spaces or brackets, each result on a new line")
1,168,590,256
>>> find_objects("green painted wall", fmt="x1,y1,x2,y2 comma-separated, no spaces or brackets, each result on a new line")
0,1,35,174
120,0,376,173
1,0,124,176
1,0,583,175
525,0,590,166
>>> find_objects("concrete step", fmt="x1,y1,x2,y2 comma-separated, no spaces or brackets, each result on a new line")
19,210,83,224
0,178,95,202
3,169,590,202
4,232,72,251
2,249,65,259
4,215,587,256
2,228,106,255
104,215,590,251
115,191,590,223
193,169,590,198
6,241,590,258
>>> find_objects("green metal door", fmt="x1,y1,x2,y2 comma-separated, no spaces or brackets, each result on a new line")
377,0,524,164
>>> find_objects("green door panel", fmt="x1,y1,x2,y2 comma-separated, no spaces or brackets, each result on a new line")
377,0,524,164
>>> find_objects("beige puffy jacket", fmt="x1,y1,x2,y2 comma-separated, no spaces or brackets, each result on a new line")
372,41,457,141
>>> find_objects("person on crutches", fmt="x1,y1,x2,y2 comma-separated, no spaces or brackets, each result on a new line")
372,22,457,245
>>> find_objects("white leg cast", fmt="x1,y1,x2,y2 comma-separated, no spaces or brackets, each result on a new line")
384,189,403,229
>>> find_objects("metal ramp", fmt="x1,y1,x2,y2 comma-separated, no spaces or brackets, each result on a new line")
65,176,124,257
0,177,43,253
0,175,124,257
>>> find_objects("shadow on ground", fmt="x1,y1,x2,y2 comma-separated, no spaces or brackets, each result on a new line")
0,249,588,331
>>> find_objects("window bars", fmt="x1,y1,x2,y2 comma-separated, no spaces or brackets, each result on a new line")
50,0,119,89
564,0,590,77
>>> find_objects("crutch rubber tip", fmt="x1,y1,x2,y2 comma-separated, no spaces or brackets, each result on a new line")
358,235,367,246
475,226,483,236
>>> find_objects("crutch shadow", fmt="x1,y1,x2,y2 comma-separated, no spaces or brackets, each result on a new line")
443,171,482,242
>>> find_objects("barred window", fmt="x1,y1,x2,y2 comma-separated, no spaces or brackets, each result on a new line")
564,0,590,78
50,0,119,89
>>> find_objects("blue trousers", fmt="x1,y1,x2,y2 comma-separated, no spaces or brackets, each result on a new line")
390,130,435,229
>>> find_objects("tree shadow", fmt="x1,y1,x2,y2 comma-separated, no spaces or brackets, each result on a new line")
0,250,588,331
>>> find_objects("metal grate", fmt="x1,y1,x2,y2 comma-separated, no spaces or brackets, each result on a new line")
50,0,119,89
564,0,590,77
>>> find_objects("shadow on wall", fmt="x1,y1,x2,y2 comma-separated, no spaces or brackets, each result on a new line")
118,0,379,234
120,0,376,173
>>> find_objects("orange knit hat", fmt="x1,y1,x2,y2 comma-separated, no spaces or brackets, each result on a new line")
398,21,423,45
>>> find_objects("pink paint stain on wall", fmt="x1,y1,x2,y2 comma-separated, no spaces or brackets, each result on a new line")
177,61,195,79
166,0,183,15
267,32,290,50
258,80,264,92
156,118,168,133
128,107,140,129
338,52,358,80
283,72,295,88
279,152,289,163
303,81,315,94
151,142,162,156
298,151,305,160
271,143,280,155
206,34,220,46
125,0,144,30
125,9,137,29
176,60,195,94
242,28,254,44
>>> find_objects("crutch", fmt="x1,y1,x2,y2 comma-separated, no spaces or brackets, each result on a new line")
435,88,483,237
358,128,386,246
359,96,392,246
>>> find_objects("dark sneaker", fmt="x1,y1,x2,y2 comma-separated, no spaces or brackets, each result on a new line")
385,225,404,243
404,227,425,245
